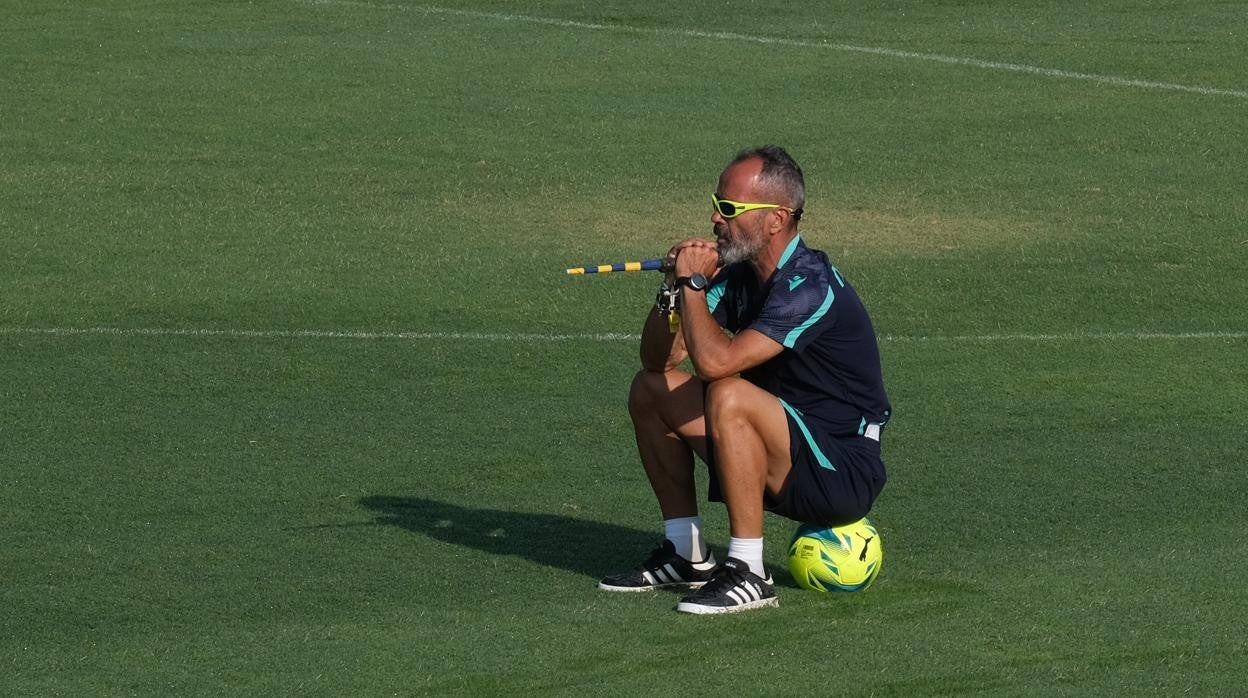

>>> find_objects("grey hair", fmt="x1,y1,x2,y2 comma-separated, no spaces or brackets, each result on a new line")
730,145,805,220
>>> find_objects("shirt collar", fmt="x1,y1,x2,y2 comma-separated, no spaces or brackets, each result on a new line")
777,234,803,269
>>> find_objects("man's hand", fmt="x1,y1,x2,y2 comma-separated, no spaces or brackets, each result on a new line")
666,238,719,281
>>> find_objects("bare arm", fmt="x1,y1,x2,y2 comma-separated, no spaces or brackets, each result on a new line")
679,288,782,380
673,241,784,380
639,243,696,372
639,301,688,372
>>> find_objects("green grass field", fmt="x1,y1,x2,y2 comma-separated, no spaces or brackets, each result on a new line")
4,1,1247,694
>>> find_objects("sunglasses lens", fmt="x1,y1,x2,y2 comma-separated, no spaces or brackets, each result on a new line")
715,200,737,217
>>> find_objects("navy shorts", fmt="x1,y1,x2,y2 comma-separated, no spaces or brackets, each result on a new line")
706,410,886,527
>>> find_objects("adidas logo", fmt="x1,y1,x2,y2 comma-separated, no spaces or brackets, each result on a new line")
643,563,682,585
726,581,766,605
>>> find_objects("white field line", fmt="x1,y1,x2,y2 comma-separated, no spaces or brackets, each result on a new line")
2,326,1246,343
0,326,639,343
302,0,1248,100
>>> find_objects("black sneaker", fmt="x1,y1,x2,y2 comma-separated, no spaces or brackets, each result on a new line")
598,540,717,592
675,557,777,614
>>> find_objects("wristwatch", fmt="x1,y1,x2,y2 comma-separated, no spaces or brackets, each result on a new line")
677,273,709,292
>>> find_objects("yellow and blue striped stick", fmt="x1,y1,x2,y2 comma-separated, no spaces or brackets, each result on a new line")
565,258,672,275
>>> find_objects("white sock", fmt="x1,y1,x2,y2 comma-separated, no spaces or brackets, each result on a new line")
664,516,708,562
728,537,766,577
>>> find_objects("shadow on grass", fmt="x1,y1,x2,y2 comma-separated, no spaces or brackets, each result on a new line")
359,495,668,580
358,495,807,587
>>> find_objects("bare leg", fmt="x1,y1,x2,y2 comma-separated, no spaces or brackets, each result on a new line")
628,368,711,519
704,377,792,539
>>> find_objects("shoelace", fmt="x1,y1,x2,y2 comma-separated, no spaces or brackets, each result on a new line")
639,545,672,570
698,566,748,595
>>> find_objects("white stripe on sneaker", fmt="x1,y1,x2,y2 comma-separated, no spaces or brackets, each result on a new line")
663,563,679,582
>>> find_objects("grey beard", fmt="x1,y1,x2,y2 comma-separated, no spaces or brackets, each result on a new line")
717,234,765,266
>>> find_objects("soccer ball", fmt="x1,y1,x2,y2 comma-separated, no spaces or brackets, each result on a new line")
787,518,882,592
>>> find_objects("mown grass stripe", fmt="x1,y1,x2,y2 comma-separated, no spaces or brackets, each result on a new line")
3,326,1245,343
301,0,1248,99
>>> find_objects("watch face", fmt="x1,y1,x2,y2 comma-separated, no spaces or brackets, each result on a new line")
689,273,708,291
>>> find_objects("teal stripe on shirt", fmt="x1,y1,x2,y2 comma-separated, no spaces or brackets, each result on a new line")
706,279,728,315
777,234,802,268
783,284,835,348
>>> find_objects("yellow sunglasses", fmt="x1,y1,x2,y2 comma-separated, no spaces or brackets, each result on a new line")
712,194,801,220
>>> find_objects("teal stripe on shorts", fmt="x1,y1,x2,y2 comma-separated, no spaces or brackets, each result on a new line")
779,398,836,471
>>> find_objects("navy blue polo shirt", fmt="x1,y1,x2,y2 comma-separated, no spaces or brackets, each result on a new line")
707,235,891,438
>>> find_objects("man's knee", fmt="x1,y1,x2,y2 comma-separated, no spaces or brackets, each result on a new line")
629,368,708,430
628,369,668,417
705,376,753,425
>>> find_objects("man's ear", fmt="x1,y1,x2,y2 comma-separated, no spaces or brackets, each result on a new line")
769,207,791,235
